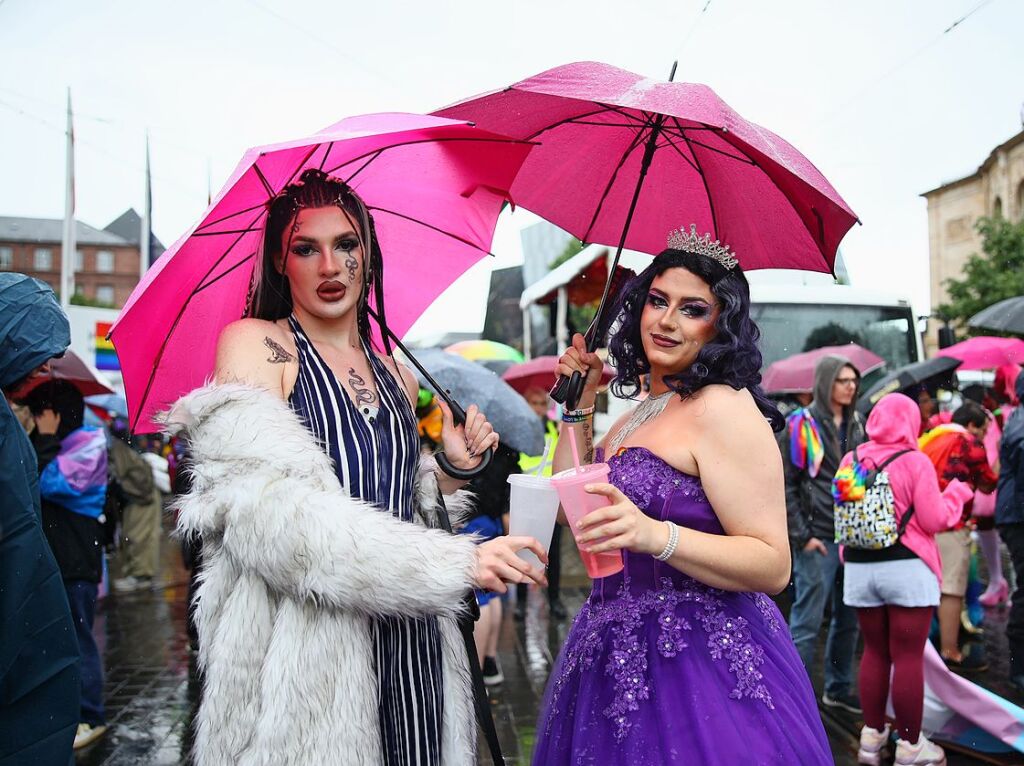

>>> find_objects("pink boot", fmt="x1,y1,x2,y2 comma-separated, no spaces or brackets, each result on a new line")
980,579,1009,608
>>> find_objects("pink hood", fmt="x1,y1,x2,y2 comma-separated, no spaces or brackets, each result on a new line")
840,393,973,584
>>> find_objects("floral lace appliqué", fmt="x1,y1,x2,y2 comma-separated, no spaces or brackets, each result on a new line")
546,577,777,742
608,446,708,509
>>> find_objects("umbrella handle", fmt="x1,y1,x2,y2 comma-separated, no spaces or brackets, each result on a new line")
437,446,493,481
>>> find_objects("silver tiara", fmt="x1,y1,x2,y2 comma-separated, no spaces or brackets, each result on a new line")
666,224,738,270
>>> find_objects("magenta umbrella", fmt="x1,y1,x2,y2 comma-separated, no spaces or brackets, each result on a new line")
935,336,1024,371
111,113,534,433
436,61,859,406
761,344,885,395
502,355,615,396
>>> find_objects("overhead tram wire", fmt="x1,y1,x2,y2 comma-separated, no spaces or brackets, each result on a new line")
814,0,999,125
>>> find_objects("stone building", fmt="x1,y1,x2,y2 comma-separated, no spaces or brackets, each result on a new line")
0,208,163,308
921,128,1024,348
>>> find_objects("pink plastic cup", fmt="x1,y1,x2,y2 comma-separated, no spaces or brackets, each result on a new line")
550,463,624,579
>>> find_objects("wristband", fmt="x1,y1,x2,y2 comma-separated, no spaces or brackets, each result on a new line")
562,405,595,424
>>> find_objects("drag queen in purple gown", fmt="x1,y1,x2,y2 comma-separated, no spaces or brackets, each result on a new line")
533,227,833,764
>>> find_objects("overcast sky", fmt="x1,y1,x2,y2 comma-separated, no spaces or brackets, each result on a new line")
1,0,1021,340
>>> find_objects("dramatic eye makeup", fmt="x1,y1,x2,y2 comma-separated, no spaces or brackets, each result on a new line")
645,291,714,320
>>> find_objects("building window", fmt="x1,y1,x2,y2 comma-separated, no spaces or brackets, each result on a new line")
96,250,114,273
34,247,53,271
993,196,1003,219
0,246,12,269
75,250,85,271
1017,181,1024,222
95,284,115,305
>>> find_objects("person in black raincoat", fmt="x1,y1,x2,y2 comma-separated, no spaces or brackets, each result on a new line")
0,273,80,765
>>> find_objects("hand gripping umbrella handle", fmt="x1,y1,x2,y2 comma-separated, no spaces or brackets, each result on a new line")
435,400,494,481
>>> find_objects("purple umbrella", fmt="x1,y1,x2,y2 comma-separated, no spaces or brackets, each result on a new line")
762,344,885,395
436,61,859,406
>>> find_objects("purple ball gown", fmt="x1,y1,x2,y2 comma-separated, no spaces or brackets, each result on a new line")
533,447,832,765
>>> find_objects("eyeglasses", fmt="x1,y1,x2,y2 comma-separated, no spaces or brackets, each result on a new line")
834,378,858,386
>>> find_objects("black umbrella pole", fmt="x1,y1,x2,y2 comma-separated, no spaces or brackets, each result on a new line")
368,309,492,479
550,116,665,409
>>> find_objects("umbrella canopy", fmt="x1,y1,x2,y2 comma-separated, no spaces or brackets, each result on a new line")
15,349,115,397
762,344,885,395
502,355,615,396
110,113,534,432
935,336,1024,371
968,296,1024,336
444,339,525,363
411,348,544,455
436,61,858,273
436,61,858,407
857,357,962,415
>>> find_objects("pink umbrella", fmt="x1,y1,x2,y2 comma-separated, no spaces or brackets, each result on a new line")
502,355,615,396
762,344,885,395
934,336,1024,371
435,61,859,406
16,349,115,397
111,113,534,432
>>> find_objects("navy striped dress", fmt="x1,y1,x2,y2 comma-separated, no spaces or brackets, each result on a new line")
287,316,445,766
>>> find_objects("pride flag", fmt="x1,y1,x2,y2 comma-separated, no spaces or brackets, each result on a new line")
95,321,120,371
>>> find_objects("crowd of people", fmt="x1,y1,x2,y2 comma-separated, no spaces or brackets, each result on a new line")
2,175,1023,765
780,351,1023,764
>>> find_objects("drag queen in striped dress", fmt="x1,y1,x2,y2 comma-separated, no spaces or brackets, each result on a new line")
169,169,546,765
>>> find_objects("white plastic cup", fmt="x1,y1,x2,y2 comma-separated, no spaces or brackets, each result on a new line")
507,474,561,570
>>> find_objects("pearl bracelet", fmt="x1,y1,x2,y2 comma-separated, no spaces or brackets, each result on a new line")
655,520,679,561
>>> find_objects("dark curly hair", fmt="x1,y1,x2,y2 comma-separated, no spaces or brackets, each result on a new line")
606,248,783,431
246,168,389,351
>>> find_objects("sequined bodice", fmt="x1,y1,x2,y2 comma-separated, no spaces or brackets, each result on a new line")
545,447,784,743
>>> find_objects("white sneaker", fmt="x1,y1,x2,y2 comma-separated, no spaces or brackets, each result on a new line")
895,733,946,765
73,722,108,750
857,724,891,765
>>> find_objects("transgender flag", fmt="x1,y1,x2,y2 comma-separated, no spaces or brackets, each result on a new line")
95,321,119,371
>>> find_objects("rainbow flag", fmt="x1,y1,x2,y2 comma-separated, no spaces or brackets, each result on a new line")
95,321,120,371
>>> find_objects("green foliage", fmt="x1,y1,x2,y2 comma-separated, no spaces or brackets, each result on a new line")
936,216,1024,332
70,291,116,309
549,237,585,270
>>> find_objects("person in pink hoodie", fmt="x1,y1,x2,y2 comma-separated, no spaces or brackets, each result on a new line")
837,393,974,766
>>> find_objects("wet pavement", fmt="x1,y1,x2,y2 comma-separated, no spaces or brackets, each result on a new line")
75,520,1022,765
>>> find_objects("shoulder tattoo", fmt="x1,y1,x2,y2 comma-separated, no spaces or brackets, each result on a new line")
264,336,295,364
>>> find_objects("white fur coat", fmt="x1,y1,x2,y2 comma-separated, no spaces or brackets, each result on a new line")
165,384,481,766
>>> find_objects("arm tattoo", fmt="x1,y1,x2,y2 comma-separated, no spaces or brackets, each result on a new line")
264,337,295,364
582,420,594,463
347,368,378,406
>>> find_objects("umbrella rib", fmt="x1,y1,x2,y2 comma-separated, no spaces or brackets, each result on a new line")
366,205,497,256
341,149,384,186
252,164,276,198
194,201,270,233
681,135,756,165
580,116,654,244
127,209,266,433
523,105,619,141
192,227,263,237
317,141,335,172
194,252,256,294
658,130,700,173
674,117,720,237
321,136,536,177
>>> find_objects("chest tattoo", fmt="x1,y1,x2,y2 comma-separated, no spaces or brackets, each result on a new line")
348,367,378,406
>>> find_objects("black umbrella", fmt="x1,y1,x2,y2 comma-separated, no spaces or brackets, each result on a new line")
968,296,1024,336
857,357,962,415
407,349,545,456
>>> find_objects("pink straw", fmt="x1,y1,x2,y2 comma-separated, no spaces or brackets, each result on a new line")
568,423,582,470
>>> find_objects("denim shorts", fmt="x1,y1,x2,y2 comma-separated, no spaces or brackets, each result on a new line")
843,558,940,608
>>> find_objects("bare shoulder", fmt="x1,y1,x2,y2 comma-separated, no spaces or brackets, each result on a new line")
215,318,294,394
688,385,771,436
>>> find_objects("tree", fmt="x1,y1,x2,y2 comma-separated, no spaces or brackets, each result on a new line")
803,322,863,352
936,216,1024,333
70,291,116,309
